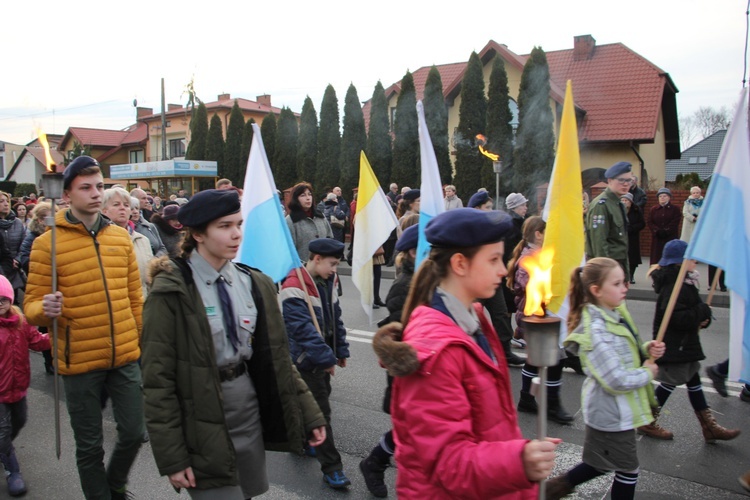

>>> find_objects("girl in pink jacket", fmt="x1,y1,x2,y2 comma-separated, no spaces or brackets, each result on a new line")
374,208,559,499
0,274,50,497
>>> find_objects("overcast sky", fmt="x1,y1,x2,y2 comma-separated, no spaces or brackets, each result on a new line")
1,0,746,146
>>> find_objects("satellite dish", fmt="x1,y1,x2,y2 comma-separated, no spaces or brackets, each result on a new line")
133,99,138,107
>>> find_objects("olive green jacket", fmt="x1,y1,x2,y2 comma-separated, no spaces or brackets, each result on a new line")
585,187,629,276
142,257,325,489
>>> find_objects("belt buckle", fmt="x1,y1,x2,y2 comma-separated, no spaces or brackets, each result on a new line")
226,367,235,380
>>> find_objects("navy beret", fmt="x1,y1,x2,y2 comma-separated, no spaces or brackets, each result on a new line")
604,161,632,179
63,155,100,189
308,238,345,258
425,208,513,248
396,224,419,252
403,189,421,201
468,191,490,208
177,189,240,227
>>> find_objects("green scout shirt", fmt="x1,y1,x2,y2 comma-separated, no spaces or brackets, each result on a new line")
585,187,629,276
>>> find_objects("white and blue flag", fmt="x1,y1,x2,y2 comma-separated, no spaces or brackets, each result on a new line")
685,87,750,383
415,100,446,266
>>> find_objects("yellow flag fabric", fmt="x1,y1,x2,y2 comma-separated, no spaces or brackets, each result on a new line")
352,151,399,321
542,80,584,314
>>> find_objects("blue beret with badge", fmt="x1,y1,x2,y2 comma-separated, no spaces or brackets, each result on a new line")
425,208,512,248
63,155,100,189
396,225,419,252
468,191,490,208
604,161,632,179
177,189,240,227
308,238,345,258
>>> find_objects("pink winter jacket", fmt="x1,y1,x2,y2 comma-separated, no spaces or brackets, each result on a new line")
386,303,537,499
0,313,50,404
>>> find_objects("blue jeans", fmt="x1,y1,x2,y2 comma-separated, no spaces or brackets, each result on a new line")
63,362,144,500
0,398,27,455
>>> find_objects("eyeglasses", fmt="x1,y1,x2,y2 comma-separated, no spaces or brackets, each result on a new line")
0,298,11,305
613,177,633,185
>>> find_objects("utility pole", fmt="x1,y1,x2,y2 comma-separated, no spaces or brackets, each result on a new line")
161,78,167,160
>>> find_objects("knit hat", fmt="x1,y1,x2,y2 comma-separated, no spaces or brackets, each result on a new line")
0,275,13,301
620,192,634,203
657,187,672,198
162,204,180,221
505,193,528,210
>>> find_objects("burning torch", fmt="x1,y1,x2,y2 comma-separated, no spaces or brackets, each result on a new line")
37,131,64,460
519,247,558,500
475,134,502,208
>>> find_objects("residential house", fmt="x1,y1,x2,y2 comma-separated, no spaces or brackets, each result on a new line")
56,124,148,178
0,140,29,180
665,129,726,183
365,35,680,187
4,135,66,187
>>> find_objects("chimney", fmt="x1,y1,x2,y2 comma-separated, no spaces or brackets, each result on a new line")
256,94,272,107
136,107,154,119
217,93,231,101
573,35,596,61
168,103,183,111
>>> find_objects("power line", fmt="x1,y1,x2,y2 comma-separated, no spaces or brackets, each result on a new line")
0,99,127,122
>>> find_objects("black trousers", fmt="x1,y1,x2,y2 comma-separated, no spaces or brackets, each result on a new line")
299,369,342,474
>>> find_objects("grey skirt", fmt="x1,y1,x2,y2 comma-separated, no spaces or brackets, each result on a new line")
582,426,639,472
656,361,701,386
188,373,267,500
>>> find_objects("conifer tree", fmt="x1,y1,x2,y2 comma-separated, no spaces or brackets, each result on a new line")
485,56,515,194
339,84,366,197
185,101,208,161
239,118,255,184
205,113,225,171
453,52,487,198
273,107,299,191
366,81,392,188
316,84,341,194
297,96,318,184
423,66,452,185
391,71,419,188
224,100,245,186
512,46,555,205
260,113,277,172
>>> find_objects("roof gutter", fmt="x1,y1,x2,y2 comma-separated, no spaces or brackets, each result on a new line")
630,142,646,188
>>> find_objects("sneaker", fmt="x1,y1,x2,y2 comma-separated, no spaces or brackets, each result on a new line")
705,365,728,397
323,470,351,489
7,472,27,497
511,338,526,349
110,488,135,500
740,387,750,403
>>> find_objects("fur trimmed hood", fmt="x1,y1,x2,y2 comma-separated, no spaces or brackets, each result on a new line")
373,322,420,377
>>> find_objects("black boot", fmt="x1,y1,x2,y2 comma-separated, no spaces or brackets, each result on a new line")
502,340,525,367
43,349,54,375
548,396,574,424
359,454,388,498
517,391,538,413
563,355,585,375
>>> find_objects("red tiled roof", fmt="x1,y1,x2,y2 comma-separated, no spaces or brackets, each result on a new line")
121,122,147,145
65,127,131,148
26,147,65,172
545,42,675,143
137,96,290,122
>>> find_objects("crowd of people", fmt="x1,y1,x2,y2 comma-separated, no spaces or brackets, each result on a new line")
0,156,744,499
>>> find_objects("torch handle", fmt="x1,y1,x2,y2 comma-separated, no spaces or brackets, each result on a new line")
49,199,61,460
537,366,548,500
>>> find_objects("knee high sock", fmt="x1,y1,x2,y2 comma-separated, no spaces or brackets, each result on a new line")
566,462,604,487
655,383,675,407
686,372,709,411
521,362,564,396
611,470,639,500
369,430,395,463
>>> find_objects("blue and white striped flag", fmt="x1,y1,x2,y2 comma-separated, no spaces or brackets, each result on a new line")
415,100,446,266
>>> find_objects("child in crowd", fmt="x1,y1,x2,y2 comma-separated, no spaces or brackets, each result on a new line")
507,216,574,424
638,239,740,442
374,208,558,498
280,238,351,490
0,274,50,496
547,257,665,500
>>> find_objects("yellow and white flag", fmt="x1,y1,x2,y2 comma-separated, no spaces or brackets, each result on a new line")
352,151,399,322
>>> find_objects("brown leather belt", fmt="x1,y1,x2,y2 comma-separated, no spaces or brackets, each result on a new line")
218,362,247,382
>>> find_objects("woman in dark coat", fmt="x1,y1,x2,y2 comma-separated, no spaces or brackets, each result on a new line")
648,187,681,265
620,193,645,284
150,205,184,258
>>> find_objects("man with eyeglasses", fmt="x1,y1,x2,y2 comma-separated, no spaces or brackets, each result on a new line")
585,161,632,277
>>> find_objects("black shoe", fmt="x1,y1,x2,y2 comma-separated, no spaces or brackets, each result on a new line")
506,352,525,367
359,455,388,498
548,398,574,424
374,298,386,307
630,279,636,284
706,365,728,397
517,392,538,413
741,387,750,403
372,304,380,309
564,355,585,376
44,363,54,375
110,489,135,500
721,287,728,292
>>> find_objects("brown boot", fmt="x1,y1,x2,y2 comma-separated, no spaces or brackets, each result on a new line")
637,407,674,440
545,475,575,499
695,408,741,443
739,469,750,492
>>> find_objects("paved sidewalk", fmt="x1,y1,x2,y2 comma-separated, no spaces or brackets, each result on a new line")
337,258,731,308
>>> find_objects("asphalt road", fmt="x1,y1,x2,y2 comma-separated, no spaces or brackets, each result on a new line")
5,274,749,499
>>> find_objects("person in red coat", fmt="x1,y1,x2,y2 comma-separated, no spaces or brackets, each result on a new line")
648,188,681,265
373,208,559,499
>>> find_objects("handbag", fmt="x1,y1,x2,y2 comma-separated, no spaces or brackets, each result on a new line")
330,215,345,228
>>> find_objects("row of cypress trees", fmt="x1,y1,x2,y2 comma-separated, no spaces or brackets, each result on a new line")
185,47,555,203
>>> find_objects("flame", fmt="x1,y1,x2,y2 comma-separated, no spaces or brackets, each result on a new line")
520,247,555,316
36,129,56,172
475,134,499,161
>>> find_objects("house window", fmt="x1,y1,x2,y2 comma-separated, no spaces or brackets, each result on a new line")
390,107,397,131
129,150,144,163
688,157,698,164
698,157,708,164
169,139,186,159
